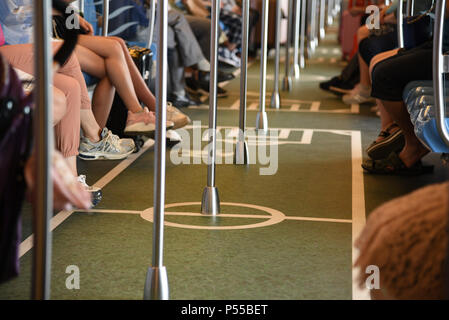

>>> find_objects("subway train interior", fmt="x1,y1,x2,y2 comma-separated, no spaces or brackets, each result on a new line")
1,0,449,302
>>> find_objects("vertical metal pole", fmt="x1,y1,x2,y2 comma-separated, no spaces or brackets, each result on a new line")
313,0,319,48
432,0,449,146
201,0,221,214
32,0,53,300
291,0,301,79
234,0,250,164
256,0,269,133
319,0,325,39
327,0,334,26
102,0,109,37
270,0,282,108
78,0,85,13
283,0,293,91
307,0,316,58
299,0,306,68
406,0,414,16
144,0,169,300
397,0,404,48
147,0,156,48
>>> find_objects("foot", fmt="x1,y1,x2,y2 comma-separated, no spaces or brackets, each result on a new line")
77,175,102,207
124,107,156,136
399,142,430,168
166,102,192,129
366,124,405,160
185,77,228,98
168,92,201,108
218,46,241,68
79,128,135,160
342,84,375,105
319,76,354,95
198,70,235,83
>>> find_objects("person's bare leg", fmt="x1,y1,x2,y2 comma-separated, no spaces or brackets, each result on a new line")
374,100,399,142
92,77,115,128
381,100,429,167
75,36,143,113
108,36,156,111
358,53,371,88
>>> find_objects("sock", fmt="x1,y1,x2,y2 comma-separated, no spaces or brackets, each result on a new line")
197,59,211,72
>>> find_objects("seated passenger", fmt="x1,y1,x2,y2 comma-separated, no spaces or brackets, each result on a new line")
53,3,191,130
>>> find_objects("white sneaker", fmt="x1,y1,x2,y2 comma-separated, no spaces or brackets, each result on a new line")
79,128,135,160
342,84,375,105
77,175,102,207
218,46,241,68
167,102,191,129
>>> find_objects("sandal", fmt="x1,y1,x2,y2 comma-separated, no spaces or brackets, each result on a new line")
366,123,405,160
362,152,434,176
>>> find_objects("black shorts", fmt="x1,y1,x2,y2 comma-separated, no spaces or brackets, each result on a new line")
358,29,398,65
370,41,433,101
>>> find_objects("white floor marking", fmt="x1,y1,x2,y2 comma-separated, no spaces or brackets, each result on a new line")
290,104,300,111
248,102,258,110
278,129,291,140
18,138,156,258
230,99,240,110
74,208,352,224
351,131,369,300
300,130,314,144
350,104,360,114
310,101,321,111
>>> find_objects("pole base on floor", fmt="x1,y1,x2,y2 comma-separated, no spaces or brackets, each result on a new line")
144,266,169,300
291,64,300,80
256,111,268,134
201,186,220,215
300,55,305,69
282,76,292,92
234,140,250,165
270,91,280,109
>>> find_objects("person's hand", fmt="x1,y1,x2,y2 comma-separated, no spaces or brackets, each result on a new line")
79,15,94,35
25,151,92,211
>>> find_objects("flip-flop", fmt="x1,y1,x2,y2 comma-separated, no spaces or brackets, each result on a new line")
362,152,434,176
366,124,405,160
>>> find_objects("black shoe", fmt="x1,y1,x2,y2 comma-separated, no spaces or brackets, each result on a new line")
319,76,354,95
168,92,202,108
198,70,235,83
185,77,228,98
218,60,238,72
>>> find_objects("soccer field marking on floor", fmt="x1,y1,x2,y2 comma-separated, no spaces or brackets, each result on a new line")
18,128,367,299
191,96,359,114
18,138,156,258
75,208,353,225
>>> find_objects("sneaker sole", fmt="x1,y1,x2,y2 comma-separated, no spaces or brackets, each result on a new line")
218,56,240,68
366,131,405,160
78,149,134,161
329,86,353,95
197,87,228,98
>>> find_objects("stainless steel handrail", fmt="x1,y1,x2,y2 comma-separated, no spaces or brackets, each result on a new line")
433,0,449,146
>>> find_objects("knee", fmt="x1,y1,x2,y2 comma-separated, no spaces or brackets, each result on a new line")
370,60,388,87
109,36,127,50
105,38,125,58
357,25,369,43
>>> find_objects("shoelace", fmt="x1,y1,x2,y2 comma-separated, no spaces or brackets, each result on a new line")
99,130,122,153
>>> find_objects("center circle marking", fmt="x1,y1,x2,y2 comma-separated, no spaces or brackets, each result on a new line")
140,202,285,230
